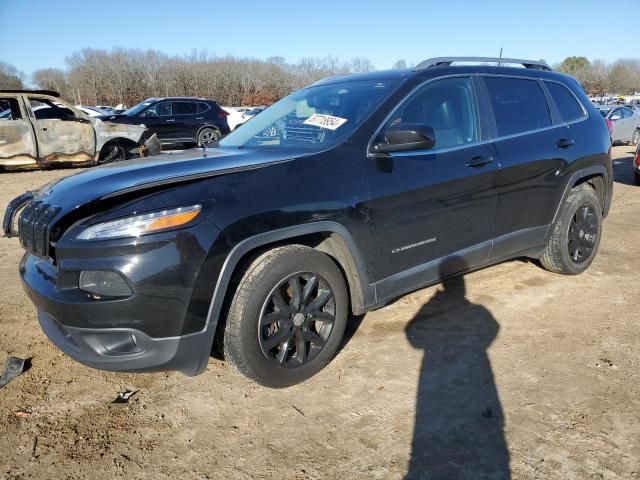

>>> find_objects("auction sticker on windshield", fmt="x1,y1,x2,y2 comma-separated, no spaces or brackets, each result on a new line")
303,114,348,130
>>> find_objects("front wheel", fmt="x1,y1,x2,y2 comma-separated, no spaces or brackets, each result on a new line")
223,245,348,387
98,143,127,164
540,185,602,275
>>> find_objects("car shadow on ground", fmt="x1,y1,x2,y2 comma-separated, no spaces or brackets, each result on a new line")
612,149,637,186
403,257,510,479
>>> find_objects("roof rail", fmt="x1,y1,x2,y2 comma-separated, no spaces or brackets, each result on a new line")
416,57,551,71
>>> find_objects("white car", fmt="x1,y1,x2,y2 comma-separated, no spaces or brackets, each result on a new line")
75,105,111,117
222,107,251,131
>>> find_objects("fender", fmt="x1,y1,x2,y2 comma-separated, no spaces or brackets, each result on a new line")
545,165,611,241
189,221,375,375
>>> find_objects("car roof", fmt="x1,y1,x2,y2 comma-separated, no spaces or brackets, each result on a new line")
0,89,60,97
143,97,216,102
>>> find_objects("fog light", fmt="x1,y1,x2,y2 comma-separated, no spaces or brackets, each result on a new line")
79,270,132,297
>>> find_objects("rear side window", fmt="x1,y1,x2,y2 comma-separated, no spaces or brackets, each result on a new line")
484,77,551,137
196,102,210,113
622,107,633,118
545,82,585,122
174,102,197,115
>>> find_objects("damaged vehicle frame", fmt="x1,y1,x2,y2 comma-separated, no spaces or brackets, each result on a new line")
0,90,154,170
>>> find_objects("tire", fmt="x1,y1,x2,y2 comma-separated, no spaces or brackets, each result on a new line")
223,245,348,388
98,143,127,164
634,171,640,186
197,127,220,146
631,129,640,146
540,185,602,275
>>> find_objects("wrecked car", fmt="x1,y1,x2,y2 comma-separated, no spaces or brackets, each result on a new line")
0,90,156,170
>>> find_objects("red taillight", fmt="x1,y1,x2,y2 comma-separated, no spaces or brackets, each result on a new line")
634,148,640,168
218,110,229,118
605,118,613,135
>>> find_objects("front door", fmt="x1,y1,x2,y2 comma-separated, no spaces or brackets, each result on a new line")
28,97,95,165
365,76,498,293
138,101,176,143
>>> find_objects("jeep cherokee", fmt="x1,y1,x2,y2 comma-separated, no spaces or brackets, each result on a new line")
3,57,613,387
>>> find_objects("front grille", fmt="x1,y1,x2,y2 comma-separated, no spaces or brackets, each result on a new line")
18,202,61,258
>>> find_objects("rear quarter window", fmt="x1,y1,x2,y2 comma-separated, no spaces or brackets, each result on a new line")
484,77,551,137
545,81,585,122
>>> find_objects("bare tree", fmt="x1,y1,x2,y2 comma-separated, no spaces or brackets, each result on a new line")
0,61,25,89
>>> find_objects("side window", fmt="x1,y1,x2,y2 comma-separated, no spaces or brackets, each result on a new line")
622,108,633,118
29,99,75,121
0,98,22,120
545,81,585,122
386,76,479,149
197,102,210,113
484,77,551,137
174,102,197,115
611,108,623,120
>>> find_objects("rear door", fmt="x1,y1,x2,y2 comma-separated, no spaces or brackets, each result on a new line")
0,96,38,168
172,101,198,141
482,76,582,257
28,97,95,165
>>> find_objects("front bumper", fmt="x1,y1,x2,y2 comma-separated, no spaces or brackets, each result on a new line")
18,217,223,376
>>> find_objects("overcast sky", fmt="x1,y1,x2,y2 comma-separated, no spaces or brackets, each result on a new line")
1,0,636,77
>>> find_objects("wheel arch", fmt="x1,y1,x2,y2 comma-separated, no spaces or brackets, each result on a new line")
97,137,138,161
203,222,375,366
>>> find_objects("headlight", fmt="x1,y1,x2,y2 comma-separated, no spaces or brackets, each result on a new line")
76,204,201,240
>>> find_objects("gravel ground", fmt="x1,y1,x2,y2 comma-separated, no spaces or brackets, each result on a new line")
0,146,639,479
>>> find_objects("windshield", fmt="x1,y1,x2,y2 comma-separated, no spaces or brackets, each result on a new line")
220,79,400,150
123,100,154,116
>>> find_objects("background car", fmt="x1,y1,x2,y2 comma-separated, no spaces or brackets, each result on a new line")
598,105,640,145
101,97,231,146
634,143,640,185
75,105,111,117
222,106,251,131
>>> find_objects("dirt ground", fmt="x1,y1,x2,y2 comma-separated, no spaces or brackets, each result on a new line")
0,146,638,480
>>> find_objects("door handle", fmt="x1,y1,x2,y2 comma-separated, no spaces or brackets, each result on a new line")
40,127,48,132
195,117,203,120
466,155,495,168
555,138,575,148
165,119,175,122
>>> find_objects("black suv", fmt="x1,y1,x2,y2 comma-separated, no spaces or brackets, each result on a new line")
3,57,612,387
102,97,231,146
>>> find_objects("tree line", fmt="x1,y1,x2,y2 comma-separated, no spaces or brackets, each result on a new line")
1,51,639,108
1,49,374,107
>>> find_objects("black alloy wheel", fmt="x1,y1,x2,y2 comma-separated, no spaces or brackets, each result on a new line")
258,272,335,368
567,204,598,264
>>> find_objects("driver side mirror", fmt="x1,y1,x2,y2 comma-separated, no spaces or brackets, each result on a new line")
372,123,436,154
610,114,622,121
140,110,156,118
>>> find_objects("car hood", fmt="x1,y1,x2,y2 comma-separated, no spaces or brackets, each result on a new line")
33,147,308,212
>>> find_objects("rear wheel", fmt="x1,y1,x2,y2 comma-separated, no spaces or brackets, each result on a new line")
223,245,348,387
631,129,640,146
197,127,220,146
540,185,602,275
634,171,640,186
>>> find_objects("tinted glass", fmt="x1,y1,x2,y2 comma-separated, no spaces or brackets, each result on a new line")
196,102,210,113
386,76,478,149
174,102,197,115
545,82,585,122
622,108,633,118
484,77,551,136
